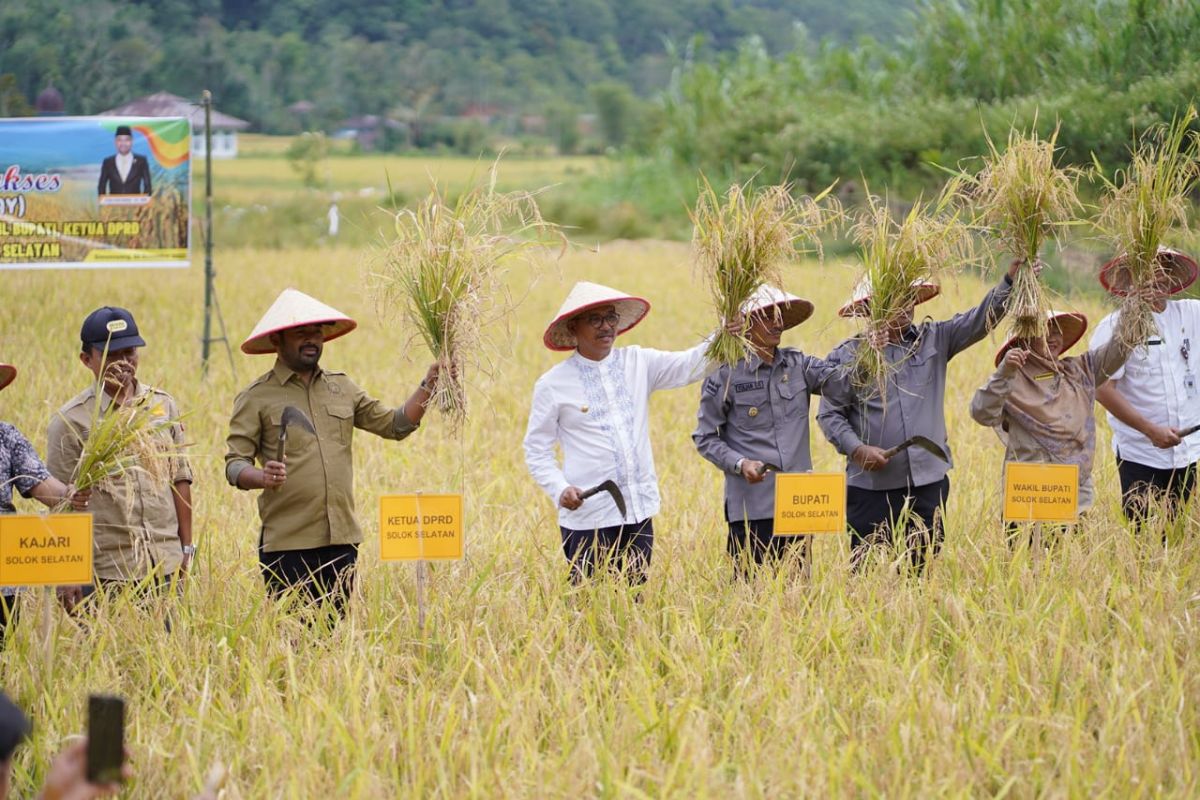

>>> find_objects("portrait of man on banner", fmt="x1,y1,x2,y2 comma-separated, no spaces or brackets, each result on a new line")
97,124,152,196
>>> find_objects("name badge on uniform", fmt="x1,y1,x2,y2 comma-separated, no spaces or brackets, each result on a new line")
1033,372,1055,381
1185,372,1197,399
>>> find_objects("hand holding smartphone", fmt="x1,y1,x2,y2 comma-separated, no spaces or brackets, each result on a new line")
86,694,126,785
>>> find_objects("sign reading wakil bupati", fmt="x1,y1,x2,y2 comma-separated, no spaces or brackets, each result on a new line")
379,494,463,561
1003,462,1079,523
773,472,846,535
0,116,190,269
0,513,93,587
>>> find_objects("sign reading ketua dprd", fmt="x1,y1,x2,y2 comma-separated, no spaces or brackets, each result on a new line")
773,473,846,535
379,494,463,561
0,513,93,587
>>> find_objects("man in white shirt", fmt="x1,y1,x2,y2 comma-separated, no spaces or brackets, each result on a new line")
524,281,713,584
1091,247,1200,523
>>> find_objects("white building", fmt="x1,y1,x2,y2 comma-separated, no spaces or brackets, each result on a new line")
98,92,250,159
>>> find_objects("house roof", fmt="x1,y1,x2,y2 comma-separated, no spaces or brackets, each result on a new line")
98,92,250,130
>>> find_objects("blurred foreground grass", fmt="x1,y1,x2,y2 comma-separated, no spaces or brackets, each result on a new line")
1,242,1198,796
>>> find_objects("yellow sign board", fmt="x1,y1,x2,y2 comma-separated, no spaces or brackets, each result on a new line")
1003,462,1079,523
379,494,463,561
0,514,93,587
773,472,846,535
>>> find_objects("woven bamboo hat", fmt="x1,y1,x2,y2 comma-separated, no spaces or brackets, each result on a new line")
1099,246,1198,297
241,288,357,355
543,281,650,351
994,310,1088,366
838,278,940,318
742,284,814,330
0,364,14,392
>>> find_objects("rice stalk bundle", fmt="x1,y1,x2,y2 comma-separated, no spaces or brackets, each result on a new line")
970,124,1081,340
692,177,841,366
1095,106,1200,348
65,382,184,511
374,163,560,431
849,186,975,395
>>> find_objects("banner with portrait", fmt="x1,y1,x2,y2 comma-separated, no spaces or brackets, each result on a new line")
0,116,191,269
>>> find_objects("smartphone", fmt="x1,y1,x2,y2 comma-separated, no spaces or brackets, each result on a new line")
86,694,126,784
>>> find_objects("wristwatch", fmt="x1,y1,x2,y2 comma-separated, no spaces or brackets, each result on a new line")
181,544,196,556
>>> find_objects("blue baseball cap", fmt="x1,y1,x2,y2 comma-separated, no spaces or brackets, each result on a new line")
80,306,146,351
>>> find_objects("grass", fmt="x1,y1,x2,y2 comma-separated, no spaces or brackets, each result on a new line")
1,236,1198,796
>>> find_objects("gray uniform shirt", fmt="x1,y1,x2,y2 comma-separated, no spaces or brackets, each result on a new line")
694,347,853,521
816,276,1012,491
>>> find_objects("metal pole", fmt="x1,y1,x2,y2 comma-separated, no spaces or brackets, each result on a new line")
202,90,215,373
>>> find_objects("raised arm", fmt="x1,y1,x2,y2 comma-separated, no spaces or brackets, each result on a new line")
940,272,1014,358
970,350,1023,428
645,336,715,391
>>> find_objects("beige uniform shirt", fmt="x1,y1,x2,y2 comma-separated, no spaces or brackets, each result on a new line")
224,360,417,553
46,382,191,581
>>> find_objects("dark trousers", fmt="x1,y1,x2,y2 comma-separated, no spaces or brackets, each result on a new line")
560,518,653,585
727,518,810,579
0,593,16,649
846,477,950,572
1116,455,1197,525
259,543,358,613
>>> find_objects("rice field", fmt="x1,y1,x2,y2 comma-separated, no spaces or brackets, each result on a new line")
2,231,1199,796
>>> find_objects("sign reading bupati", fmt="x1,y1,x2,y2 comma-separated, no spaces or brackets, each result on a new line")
1003,462,1079,523
0,514,93,587
773,472,846,535
379,494,464,561
0,117,190,269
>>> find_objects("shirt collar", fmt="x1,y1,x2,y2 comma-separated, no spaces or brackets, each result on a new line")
272,358,322,386
90,379,148,413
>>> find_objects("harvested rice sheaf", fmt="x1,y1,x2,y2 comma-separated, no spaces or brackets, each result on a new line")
969,124,1081,342
373,162,561,431
692,178,841,366
849,186,976,396
1095,106,1200,349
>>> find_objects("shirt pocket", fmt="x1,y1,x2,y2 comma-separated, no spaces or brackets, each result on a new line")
267,409,319,460
733,389,771,430
900,351,938,392
775,378,808,420
325,402,355,446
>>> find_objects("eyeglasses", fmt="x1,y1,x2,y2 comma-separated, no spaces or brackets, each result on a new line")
581,312,620,329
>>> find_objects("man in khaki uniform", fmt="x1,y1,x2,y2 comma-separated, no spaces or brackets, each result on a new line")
224,289,440,612
47,307,193,609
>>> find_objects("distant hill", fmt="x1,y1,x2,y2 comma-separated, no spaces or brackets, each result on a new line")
0,0,911,132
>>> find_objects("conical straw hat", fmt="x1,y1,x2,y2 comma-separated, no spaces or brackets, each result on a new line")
0,363,14,391
994,309,1088,366
838,278,940,318
543,281,650,351
741,284,814,330
241,288,357,355
1099,246,1198,297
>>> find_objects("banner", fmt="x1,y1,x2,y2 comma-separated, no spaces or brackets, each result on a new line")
0,116,191,269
